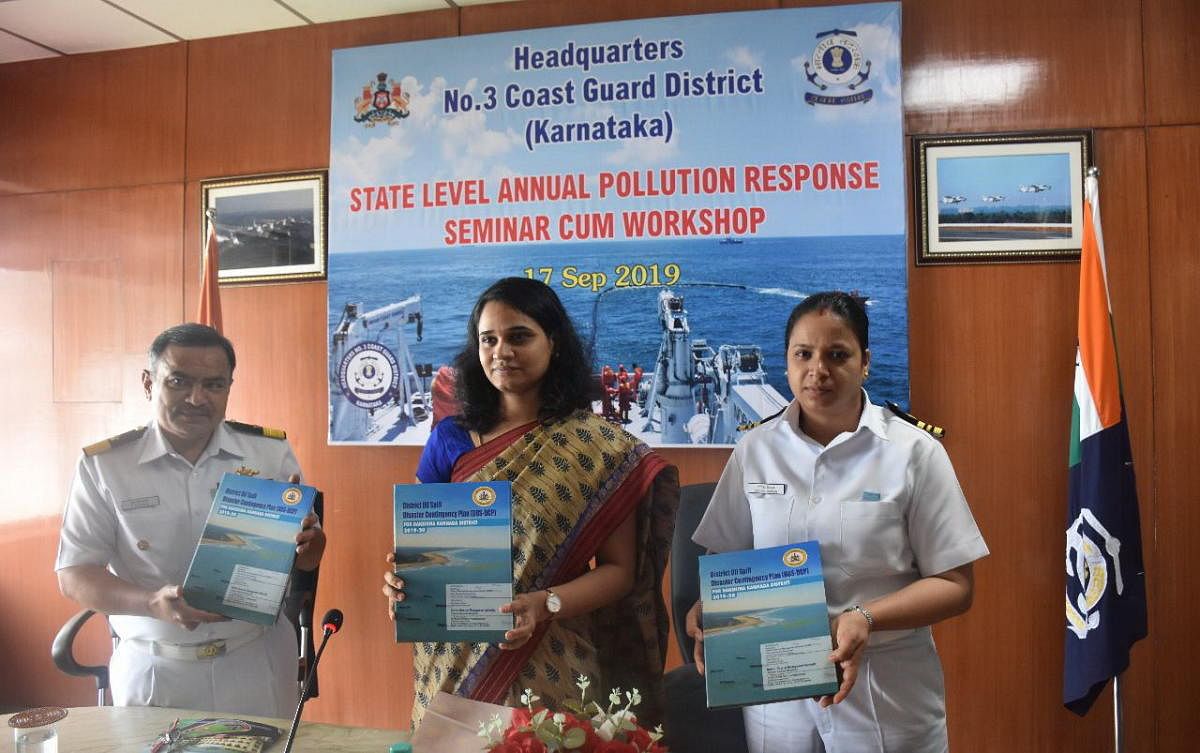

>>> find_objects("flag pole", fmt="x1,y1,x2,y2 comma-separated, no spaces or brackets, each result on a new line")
1113,673,1123,753
1088,163,1124,753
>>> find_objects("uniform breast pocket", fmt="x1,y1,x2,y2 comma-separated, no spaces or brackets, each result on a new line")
116,507,177,570
838,500,906,576
745,490,795,549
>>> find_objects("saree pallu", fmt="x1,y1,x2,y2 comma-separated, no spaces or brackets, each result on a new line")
411,410,679,729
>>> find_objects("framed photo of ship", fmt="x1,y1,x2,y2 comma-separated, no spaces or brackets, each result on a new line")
201,170,327,284
912,130,1093,265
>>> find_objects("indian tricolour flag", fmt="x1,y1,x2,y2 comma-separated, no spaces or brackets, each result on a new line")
1063,169,1147,715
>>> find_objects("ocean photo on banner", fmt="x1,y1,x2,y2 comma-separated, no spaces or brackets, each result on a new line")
327,4,906,446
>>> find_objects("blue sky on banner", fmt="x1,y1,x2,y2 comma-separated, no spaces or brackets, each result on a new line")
328,4,903,252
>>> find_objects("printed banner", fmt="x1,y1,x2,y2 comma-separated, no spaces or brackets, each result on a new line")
328,3,907,446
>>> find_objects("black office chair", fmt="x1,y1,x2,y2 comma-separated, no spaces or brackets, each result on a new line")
285,490,323,700
51,491,324,705
662,482,749,753
51,608,112,706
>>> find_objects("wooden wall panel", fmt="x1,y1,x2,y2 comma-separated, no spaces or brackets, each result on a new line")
0,44,186,196
0,516,113,710
1147,124,1200,752
0,193,59,524
461,0,776,35
185,10,458,180
901,0,1143,134
1143,0,1200,126
51,259,124,402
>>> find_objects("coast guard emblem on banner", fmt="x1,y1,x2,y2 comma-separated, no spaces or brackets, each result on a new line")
804,29,872,106
338,341,401,409
354,72,410,126
1064,508,1126,639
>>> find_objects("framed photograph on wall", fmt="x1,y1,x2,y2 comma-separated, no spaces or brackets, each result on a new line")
201,170,327,284
912,130,1093,265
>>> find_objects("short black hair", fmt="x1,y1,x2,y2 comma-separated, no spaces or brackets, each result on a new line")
148,323,236,373
784,291,869,352
453,278,591,433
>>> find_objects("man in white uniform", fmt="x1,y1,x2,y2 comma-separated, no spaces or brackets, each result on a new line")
56,323,325,718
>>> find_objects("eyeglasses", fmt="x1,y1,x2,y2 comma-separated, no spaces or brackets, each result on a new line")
159,374,232,393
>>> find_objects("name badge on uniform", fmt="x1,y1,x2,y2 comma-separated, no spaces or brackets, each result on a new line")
119,496,160,512
745,483,786,495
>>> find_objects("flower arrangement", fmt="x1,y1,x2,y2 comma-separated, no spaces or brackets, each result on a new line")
478,675,667,753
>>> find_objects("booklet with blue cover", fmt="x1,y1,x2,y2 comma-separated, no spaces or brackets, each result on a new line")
700,541,839,708
393,481,514,643
182,473,317,625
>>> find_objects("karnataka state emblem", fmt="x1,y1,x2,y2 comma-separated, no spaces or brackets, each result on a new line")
471,486,497,508
803,29,873,106
782,548,809,568
354,72,411,126
1065,508,1126,639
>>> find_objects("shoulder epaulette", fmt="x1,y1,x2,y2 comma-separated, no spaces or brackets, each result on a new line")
226,420,287,440
83,426,147,456
885,401,945,439
737,407,788,432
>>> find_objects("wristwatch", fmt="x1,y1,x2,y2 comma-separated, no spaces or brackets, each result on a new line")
545,589,562,618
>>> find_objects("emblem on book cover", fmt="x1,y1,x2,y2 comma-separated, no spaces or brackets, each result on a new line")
354,72,411,126
282,487,303,506
472,486,497,507
782,547,809,568
803,29,873,106
1065,508,1127,639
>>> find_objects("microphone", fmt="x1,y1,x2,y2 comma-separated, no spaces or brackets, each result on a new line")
322,609,343,634
282,609,345,753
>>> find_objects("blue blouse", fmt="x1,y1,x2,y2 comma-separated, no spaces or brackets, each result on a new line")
416,418,475,483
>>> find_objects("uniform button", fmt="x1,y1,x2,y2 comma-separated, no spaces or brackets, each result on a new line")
137,539,150,550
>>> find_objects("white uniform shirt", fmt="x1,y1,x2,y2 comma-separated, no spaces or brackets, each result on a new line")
693,393,988,646
56,420,302,644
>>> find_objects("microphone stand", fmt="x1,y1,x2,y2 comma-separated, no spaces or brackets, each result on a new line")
282,625,334,753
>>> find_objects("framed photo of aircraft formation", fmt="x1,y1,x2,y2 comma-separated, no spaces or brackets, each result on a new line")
201,170,328,284
911,130,1093,265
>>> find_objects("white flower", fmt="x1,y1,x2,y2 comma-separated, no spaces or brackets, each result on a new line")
593,709,635,742
626,689,641,707
476,713,506,745
520,689,540,707
608,688,623,706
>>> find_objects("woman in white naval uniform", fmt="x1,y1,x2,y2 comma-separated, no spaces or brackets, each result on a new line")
688,292,988,753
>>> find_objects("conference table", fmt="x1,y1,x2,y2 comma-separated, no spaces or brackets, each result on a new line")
0,705,408,753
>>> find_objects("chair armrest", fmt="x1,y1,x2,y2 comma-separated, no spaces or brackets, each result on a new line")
50,608,109,691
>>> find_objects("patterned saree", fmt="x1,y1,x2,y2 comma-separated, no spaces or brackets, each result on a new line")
410,410,679,729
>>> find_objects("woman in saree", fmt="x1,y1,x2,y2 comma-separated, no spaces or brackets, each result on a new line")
382,277,679,729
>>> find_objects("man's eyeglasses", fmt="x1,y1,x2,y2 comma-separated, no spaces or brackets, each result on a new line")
159,374,232,393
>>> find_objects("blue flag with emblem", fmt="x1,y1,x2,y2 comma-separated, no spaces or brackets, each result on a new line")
1063,170,1147,715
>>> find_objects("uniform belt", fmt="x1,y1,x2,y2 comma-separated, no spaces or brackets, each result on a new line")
122,626,266,661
